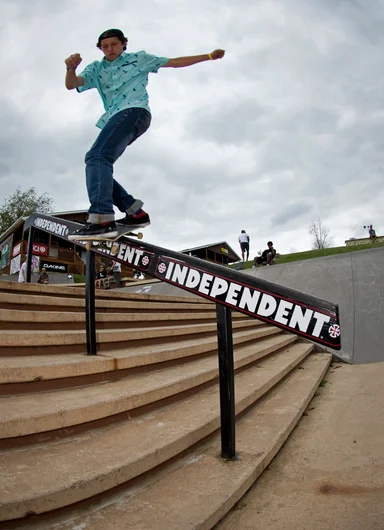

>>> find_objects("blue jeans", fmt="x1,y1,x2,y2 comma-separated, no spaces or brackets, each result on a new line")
85,108,151,218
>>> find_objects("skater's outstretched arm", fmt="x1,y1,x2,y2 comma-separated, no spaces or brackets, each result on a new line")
163,49,225,68
64,53,85,90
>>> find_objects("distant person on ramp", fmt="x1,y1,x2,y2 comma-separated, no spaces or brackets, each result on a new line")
65,29,225,241
238,230,250,262
368,225,377,241
253,241,277,267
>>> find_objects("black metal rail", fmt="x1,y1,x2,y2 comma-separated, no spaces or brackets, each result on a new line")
23,213,342,350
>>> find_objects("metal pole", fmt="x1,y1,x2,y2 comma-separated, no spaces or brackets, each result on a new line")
26,227,35,283
216,303,236,459
85,243,97,355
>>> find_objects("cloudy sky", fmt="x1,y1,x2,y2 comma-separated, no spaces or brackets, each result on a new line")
1,0,383,256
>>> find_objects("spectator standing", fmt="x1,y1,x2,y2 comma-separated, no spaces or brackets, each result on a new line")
105,265,116,289
18,259,27,283
111,260,122,288
238,230,250,262
369,225,377,241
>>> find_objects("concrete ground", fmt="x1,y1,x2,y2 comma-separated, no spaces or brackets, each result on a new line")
216,361,384,530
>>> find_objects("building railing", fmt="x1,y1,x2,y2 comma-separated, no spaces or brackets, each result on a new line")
345,236,384,246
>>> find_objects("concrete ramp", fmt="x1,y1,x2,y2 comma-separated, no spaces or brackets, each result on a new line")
244,247,384,364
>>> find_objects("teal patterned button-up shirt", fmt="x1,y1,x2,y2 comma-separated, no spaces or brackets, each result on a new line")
78,51,169,128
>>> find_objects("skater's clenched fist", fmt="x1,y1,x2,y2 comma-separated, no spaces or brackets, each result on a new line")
65,53,82,70
209,49,225,60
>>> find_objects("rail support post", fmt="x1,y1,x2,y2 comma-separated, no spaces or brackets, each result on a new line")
26,226,35,283
216,304,236,459
85,242,97,355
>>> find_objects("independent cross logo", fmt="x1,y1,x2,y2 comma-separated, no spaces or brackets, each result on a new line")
157,262,167,274
328,324,341,338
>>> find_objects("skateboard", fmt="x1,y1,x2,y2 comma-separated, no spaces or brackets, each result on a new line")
71,224,144,251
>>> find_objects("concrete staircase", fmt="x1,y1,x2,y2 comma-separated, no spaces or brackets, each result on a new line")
0,280,332,529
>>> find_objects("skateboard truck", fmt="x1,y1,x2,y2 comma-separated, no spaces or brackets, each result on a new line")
84,230,143,251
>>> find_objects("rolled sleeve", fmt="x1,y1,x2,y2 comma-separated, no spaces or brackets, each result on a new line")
77,61,98,92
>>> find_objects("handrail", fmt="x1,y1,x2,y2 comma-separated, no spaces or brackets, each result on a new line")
23,213,341,351
72,250,85,275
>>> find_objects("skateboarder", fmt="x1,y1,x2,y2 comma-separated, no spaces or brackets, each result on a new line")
65,28,225,241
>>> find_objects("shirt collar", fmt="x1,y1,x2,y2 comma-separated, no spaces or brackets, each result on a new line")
102,52,127,67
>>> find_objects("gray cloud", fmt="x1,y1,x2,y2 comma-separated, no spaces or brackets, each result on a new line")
0,0,383,255
186,100,268,145
271,202,313,229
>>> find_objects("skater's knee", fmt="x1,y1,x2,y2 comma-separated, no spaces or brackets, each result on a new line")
85,149,98,165
85,149,114,166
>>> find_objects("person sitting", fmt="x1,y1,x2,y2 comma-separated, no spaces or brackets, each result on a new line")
37,267,49,284
95,265,108,289
253,241,277,267
105,265,116,288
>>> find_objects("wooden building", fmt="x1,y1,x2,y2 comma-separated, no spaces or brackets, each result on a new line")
181,241,240,266
0,210,133,278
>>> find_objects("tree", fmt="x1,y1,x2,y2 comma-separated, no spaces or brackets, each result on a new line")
309,218,332,249
0,187,55,235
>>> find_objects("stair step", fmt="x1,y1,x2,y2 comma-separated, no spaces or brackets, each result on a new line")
0,292,214,312
0,335,298,440
0,280,207,304
0,342,315,522
0,326,282,385
0,308,247,329
0,320,259,350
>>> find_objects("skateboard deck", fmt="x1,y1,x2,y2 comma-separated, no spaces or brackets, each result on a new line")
96,224,144,242
70,224,144,250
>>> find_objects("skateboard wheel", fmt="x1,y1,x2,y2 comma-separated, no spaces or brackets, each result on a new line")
137,232,143,240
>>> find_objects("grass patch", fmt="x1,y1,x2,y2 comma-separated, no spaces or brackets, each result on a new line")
241,240,384,269
73,274,85,283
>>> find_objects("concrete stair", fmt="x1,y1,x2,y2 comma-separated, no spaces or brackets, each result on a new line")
0,280,332,528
